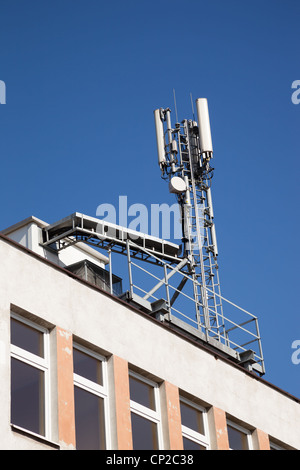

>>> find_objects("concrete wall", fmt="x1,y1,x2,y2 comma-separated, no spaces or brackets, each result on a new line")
0,235,299,450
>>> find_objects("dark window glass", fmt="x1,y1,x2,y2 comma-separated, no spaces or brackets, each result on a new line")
73,348,103,385
129,375,155,410
183,436,206,450
227,424,249,450
74,386,106,450
180,401,204,435
131,412,158,450
11,357,45,435
11,318,44,357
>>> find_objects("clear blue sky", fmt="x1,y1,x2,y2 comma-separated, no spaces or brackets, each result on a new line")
0,0,299,397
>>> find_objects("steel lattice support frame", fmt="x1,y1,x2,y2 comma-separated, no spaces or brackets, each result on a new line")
160,113,225,341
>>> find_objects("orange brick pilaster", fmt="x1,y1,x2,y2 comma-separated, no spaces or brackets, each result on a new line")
253,428,270,450
161,382,183,450
208,406,230,450
56,327,76,449
111,356,133,450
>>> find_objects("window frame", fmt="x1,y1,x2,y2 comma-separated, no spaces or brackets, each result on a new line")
73,343,110,449
227,419,253,450
10,312,51,439
269,440,285,450
129,370,163,450
180,396,210,450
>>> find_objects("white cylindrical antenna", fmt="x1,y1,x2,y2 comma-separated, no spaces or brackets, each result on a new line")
165,108,173,146
171,139,178,154
154,109,166,166
165,108,176,172
196,98,213,154
184,175,191,206
210,223,218,257
206,187,214,219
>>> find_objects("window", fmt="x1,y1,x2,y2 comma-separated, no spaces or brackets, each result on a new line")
180,397,210,450
269,440,286,450
227,420,252,450
129,371,162,450
73,344,109,450
10,314,50,438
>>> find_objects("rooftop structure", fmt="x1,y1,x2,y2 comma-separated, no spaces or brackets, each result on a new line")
0,215,299,450
0,99,298,450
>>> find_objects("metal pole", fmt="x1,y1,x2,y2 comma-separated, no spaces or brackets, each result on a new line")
143,258,188,300
164,264,172,321
108,248,113,295
126,239,134,297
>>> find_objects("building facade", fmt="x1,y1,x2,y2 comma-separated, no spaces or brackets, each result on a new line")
0,216,299,450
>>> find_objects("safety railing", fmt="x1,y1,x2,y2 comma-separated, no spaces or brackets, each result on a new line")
125,240,265,375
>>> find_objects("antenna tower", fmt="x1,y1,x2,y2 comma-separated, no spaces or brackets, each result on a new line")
154,98,224,341
40,97,265,374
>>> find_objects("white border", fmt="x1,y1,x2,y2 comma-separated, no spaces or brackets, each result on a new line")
73,343,111,449
10,312,51,440
180,396,210,450
227,419,253,450
129,370,163,449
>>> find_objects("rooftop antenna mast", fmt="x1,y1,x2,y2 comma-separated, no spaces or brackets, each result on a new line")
39,96,264,374
154,97,225,341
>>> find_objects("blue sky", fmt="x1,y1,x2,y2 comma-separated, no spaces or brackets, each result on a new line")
0,0,299,397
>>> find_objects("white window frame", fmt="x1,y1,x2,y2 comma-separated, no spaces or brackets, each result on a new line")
73,343,110,449
180,396,210,450
227,419,253,450
129,371,163,450
269,440,285,450
10,312,51,439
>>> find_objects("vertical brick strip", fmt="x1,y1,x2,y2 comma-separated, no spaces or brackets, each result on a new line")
252,428,270,450
56,327,76,449
112,356,133,450
208,406,230,450
162,382,183,450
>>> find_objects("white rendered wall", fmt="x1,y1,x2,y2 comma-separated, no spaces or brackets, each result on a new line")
0,237,299,449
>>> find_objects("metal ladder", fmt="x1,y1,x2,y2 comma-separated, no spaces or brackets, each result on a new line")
179,119,225,340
